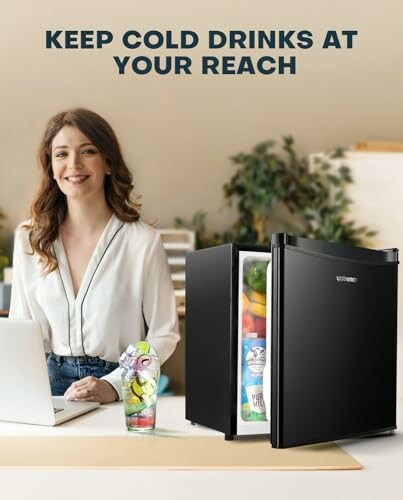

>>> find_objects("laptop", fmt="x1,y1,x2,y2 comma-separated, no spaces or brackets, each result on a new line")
0,318,100,425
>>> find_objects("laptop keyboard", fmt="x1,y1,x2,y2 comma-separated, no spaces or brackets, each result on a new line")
53,407,64,414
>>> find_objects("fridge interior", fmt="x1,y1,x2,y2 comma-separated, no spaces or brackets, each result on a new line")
236,250,271,436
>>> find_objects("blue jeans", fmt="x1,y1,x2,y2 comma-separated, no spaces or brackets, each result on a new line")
47,353,119,396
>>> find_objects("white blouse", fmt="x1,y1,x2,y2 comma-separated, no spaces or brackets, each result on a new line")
9,214,180,400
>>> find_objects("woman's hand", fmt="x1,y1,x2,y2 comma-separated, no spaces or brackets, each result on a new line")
64,376,119,404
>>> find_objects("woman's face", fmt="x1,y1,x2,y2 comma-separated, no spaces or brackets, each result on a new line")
51,126,110,202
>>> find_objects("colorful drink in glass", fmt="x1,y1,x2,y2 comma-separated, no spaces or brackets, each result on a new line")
120,341,160,432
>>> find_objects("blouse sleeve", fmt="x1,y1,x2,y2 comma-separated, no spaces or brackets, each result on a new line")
142,233,180,363
9,227,33,320
101,232,180,400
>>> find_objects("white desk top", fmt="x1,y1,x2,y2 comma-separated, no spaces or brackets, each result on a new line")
0,396,221,438
0,346,402,500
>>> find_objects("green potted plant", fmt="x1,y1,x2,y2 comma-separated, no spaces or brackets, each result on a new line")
176,136,375,248
279,138,376,244
222,140,287,244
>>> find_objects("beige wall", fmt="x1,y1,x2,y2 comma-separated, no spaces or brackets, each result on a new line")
1,0,403,253
339,153,403,316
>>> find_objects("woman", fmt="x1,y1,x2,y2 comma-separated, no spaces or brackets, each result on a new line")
9,108,180,404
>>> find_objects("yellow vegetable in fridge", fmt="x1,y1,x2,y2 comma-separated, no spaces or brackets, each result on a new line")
249,301,266,318
242,293,250,312
249,290,266,305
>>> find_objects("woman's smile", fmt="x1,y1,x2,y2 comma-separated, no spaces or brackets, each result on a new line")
64,174,91,185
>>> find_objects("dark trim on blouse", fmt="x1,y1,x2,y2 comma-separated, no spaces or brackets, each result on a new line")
80,223,124,355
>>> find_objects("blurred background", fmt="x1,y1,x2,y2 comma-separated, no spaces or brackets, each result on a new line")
1,0,403,393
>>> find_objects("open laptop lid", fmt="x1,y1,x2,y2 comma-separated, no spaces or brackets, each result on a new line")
0,319,57,425
271,234,398,448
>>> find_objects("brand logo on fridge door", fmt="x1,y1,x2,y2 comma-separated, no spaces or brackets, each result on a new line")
336,275,358,283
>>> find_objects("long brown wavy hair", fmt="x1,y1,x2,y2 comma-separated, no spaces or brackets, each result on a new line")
24,108,141,275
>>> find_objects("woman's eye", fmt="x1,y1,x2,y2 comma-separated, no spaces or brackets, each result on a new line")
55,151,67,158
82,149,97,155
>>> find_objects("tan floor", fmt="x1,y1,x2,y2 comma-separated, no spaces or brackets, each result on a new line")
0,436,361,470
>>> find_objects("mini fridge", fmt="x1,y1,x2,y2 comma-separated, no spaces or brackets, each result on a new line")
185,234,399,448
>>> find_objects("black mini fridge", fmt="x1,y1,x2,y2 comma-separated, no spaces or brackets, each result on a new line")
185,234,399,448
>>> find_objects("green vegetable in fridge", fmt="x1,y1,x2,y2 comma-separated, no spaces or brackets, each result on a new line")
246,261,268,293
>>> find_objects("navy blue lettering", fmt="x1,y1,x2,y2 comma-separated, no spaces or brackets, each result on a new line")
209,31,226,49
97,31,113,48
65,31,79,49
202,56,220,74
46,30,113,49
279,31,295,49
342,30,358,48
229,31,247,49
181,31,199,49
257,31,276,49
222,56,236,74
46,30,62,48
202,55,296,75
132,56,152,74
323,31,341,49
123,31,141,49
144,31,164,49
297,31,313,49
113,56,192,75
81,31,94,49
113,56,130,74
176,57,192,73
278,56,296,74
237,56,255,74
153,56,190,74
165,31,178,49
154,56,171,74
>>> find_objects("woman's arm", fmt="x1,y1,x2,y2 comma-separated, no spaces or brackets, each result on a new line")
101,232,180,401
9,226,33,319
142,232,180,363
